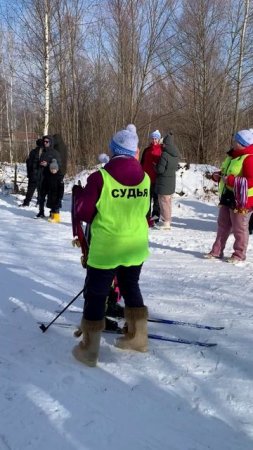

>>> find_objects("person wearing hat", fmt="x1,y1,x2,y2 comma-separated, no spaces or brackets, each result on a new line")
205,129,253,263
154,132,179,230
35,135,62,218
19,138,44,207
140,130,163,226
39,158,64,223
72,124,150,367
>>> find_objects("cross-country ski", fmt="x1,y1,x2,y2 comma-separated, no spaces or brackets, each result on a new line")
54,308,224,331
37,321,217,348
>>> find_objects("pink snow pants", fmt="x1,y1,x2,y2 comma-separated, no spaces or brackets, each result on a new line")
210,205,250,260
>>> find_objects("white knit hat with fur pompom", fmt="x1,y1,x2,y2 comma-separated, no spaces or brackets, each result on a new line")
110,124,138,157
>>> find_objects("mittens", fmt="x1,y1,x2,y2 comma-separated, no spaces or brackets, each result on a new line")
72,238,81,248
73,326,82,337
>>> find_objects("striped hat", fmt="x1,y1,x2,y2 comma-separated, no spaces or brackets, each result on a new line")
234,130,253,147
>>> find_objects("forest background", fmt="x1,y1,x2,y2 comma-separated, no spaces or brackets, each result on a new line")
0,0,252,173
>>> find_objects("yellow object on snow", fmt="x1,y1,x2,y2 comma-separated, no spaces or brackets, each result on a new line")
48,213,60,223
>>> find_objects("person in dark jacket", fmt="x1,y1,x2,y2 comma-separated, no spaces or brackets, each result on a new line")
140,130,163,225
154,132,179,230
36,135,62,218
41,159,64,223
53,133,68,176
20,139,44,206
71,124,150,367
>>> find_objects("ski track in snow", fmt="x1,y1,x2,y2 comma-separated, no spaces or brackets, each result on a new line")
0,187,253,450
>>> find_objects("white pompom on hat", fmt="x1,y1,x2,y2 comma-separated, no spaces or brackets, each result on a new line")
98,153,110,164
150,130,161,140
234,129,253,147
110,124,138,157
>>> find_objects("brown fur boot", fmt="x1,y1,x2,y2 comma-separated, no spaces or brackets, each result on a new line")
115,306,148,352
72,318,105,367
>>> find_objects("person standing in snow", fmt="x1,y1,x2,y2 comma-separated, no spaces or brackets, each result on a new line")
20,138,44,207
72,124,150,367
140,130,163,225
205,129,253,263
154,132,179,230
53,133,68,176
36,135,62,218
40,158,64,223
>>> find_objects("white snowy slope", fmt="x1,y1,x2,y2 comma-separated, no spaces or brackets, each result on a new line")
0,166,253,450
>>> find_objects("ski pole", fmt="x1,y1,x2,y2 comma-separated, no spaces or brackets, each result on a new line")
39,288,84,333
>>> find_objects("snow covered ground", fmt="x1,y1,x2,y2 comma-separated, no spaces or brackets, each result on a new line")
0,165,253,450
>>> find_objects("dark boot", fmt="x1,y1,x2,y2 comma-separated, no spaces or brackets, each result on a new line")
35,210,45,219
19,201,29,207
72,318,105,367
105,317,122,332
115,306,148,352
106,291,124,318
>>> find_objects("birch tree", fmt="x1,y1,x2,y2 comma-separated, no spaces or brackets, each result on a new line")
51,0,92,169
44,0,50,135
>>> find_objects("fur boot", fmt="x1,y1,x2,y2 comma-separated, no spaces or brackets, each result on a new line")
72,318,105,367
115,306,148,352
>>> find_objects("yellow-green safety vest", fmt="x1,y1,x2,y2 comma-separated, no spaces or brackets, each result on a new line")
87,169,150,269
219,154,253,197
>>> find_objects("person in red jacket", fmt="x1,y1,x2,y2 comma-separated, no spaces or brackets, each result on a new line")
141,130,162,225
205,129,253,263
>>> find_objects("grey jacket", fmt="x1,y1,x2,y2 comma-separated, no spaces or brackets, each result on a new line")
155,134,179,195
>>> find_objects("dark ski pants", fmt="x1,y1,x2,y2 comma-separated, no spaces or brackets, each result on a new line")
23,180,37,205
83,264,144,320
38,191,46,214
148,183,160,219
